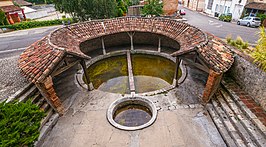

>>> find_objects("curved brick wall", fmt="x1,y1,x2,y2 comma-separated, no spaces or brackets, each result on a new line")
19,17,234,84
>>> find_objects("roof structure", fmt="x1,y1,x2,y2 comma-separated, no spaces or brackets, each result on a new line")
0,5,22,12
245,2,266,11
18,17,234,84
13,0,32,6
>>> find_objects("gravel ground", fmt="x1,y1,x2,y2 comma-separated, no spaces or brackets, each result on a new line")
0,55,29,100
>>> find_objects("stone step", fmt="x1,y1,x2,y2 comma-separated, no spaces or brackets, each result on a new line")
18,85,38,102
219,89,266,147
40,102,50,112
221,81,266,137
212,99,247,147
36,97,45,107
206,104,238,147
6,82,33,102
31,91,41,103
40,108,54,130
216,92,257,147
35,112,59,147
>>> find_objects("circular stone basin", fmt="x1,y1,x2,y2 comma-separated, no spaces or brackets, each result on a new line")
107,97,157,131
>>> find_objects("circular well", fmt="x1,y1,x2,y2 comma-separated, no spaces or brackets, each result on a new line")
107,97,157,131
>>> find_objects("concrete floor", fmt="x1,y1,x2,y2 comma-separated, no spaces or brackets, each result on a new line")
42,83,226,147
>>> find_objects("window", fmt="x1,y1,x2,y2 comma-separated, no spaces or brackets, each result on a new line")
215,4,219,12
224,6,227,13
227,7,230,13
207,0,214,10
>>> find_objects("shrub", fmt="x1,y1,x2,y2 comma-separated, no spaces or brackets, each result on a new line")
226,34,232,43
235,36,244,46
242,41,249,49
252,27,266,71
0,18,75,30
0,100,45,147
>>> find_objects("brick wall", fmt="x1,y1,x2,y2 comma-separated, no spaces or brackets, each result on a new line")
228,54,266,110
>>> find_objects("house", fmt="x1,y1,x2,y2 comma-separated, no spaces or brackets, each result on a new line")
13,0,32,6
0,0,26,24
183,0,205,11
243,1,266,17
204,0,248,20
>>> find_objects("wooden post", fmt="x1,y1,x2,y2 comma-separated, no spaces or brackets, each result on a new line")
80,59,93,91
174,57,180,87
101,37,106,55
158,37,161,52
202,69,223,103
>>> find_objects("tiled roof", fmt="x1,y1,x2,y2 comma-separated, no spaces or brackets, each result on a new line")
197,34,234,73
13,0,32,6
18,37,65,83
19,17,234,83
0,5,22,13
245,2,266,11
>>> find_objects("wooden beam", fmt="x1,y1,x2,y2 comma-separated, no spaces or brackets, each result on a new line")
181,58,209,73
51,60,80,77
80,59,93,91
174,57,180,87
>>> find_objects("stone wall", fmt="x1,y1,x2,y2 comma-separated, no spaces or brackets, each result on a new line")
228,54,266,110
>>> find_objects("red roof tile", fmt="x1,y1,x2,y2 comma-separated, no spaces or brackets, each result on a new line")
0,5,22,13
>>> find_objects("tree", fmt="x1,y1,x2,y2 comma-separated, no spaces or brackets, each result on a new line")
116,0,127,17
141,0,163,17
53,0,117,21
0,10,7,26
252,27,266,71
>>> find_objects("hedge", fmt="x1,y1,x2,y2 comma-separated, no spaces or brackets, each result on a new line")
0,18,75,30
0,100,45,147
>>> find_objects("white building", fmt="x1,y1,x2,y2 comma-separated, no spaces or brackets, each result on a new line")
205,0,248,20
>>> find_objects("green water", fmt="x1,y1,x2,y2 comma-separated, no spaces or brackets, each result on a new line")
85,54,181,94
86,55,130,94
132,54,180,93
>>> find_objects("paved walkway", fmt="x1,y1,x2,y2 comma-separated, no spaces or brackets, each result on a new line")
41,62,226,147
42,89,226,147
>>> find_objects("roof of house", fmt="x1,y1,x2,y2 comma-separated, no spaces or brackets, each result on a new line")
245,2,266,11
18,17,234,84
13,0,32,6
0,5,22,12
0,0,13,7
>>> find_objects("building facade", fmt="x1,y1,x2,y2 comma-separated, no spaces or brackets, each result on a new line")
183,0,205,11
205,0,248,20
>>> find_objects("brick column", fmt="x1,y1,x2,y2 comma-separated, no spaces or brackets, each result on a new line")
36,76,64,115
202,69,223,103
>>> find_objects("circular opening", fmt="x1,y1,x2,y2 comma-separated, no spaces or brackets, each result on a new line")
114,103,152,127
107,97,157,131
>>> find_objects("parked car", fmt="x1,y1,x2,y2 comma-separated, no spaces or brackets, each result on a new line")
237,17,261,27
179,9,186,15
218,13,232,22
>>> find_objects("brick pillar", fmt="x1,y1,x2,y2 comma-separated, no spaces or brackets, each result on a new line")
202,69,223,103
36,76,64,115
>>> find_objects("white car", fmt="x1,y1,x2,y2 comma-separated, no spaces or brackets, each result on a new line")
237,17,261,27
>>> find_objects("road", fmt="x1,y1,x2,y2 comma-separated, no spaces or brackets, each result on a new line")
0,11,261,58
181,6,260,44
0,26,59,58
